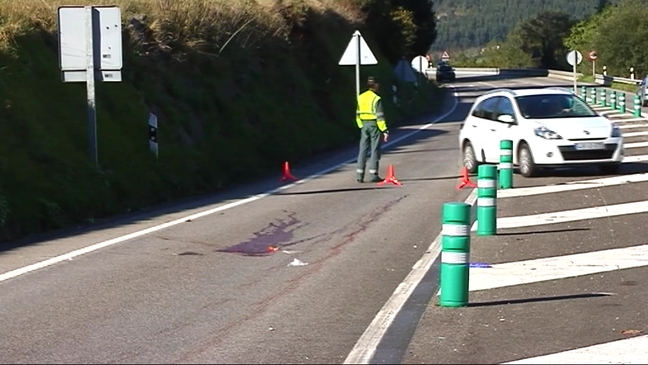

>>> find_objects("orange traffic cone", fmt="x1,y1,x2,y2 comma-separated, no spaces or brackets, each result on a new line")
378,164,402,186
456,166,476,189
281,161,297,182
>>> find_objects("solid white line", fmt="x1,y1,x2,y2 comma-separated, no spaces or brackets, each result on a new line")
625,141,648,148
471,200,648,231
623,130,648,137
502,335,648,364
622,154,648,162
616,118,648,124
605,113,635,118
498,172,648,198
598,110,619,116
344,88,475,365
469,243,648,292
0,91,460,285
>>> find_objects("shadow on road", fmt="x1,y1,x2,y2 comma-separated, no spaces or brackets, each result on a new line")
467,292,614,307
496,227,591,236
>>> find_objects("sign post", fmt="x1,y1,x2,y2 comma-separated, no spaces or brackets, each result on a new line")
339,30,378,96
588,50,598,77
566,50,583,94
58,5,123,165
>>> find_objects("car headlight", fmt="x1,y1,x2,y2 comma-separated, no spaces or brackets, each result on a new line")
534,126,562,140
611,123,622,137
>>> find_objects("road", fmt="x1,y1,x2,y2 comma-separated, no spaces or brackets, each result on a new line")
1,74,647,364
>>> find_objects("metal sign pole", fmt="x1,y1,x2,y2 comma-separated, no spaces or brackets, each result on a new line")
355,32,360,96
85,6,98,165
572,53,577,93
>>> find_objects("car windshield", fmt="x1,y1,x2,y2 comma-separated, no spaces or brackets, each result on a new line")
515,94,598,119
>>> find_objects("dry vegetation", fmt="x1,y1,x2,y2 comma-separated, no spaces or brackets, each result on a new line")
0,0,362,52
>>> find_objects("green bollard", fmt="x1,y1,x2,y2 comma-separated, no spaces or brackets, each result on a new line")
610,91,616,110
439,202,471,308
634,95,642,117
581,86,586,99
499,140,513,189
600,89,606,106
619,93,626,113
590,88,597,105
586,88,593,104
476,165,497,236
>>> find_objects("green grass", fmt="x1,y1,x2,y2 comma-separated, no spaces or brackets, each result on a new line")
579,75,639,92
0,0,445,242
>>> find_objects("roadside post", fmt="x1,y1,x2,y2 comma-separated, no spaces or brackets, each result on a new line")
610,91,616,110
634,95,642,117
619,93,626,113
590,87,596,105
439,202,471,307
600,88,606,106
476,165,497,236
499,140,513,189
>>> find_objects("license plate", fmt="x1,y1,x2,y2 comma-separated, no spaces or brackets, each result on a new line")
575,142,605,150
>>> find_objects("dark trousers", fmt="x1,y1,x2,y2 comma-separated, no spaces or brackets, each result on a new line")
356,121,382,180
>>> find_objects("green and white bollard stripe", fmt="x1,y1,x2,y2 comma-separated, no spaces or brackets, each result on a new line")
634,95,642,117
590,87,597,105
580,86,586,100
610,91,616,110
619,93,626,113
476,164,497,236
600,89,606,106
499,140,513,189
586,88,593,104
439,202,471,308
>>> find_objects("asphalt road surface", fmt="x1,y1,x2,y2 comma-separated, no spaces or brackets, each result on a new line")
2,74,647,364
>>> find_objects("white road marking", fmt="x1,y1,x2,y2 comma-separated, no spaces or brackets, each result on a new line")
498,172,648,199
0,91,461,285
605,113,635,118
623,130,648,138
502,335,648,364
471,200,648,231
625,141,648,149
614,117,647,123
622,154,648,163
598,110,620,116
468,244,648,292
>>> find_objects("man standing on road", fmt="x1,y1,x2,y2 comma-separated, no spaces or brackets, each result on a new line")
355,76,389,183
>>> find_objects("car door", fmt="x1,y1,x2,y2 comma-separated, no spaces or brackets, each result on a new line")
477,96,503,162
487,96,518,163
466,96,500,162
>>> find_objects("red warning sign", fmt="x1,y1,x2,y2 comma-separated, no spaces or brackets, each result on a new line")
441,50,450,60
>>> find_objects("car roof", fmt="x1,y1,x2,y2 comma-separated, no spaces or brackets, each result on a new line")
478,87,573,99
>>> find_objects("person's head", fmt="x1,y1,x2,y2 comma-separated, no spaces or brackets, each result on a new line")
367,76,380,92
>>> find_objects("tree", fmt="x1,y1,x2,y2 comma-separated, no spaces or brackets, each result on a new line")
517,11,576,69
593,0,648,76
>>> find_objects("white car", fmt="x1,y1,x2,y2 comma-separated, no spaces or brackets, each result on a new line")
458,87,624,177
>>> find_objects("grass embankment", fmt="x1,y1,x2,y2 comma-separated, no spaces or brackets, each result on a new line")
579,75,639,93
0,0,443,242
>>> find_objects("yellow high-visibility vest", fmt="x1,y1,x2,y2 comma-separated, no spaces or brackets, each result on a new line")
356,90,387,131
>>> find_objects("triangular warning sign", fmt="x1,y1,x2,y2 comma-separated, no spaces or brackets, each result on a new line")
441,50,450,60
339,30,378,66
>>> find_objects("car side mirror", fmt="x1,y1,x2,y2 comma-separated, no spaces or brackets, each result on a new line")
497,114,515,123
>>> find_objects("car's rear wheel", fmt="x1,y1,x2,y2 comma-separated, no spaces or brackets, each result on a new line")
518,142,538,177
599,163,621,175
462,141,478,173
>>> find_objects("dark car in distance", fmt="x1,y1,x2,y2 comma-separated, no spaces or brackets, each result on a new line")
436,64,456,83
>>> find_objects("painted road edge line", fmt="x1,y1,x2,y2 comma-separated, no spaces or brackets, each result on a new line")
0,90,460,284
501,335,648,364
343,88,469,365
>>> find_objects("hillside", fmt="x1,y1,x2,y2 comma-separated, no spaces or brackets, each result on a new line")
431,0,625,53
0,0,441,243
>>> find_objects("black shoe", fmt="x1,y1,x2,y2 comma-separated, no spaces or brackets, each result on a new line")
356,178,364,183
369,176,384,183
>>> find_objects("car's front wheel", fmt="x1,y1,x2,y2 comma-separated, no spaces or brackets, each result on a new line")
462,141,479,173
518,142,538,177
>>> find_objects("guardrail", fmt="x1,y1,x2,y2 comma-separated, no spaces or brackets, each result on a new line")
443,67,642,87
